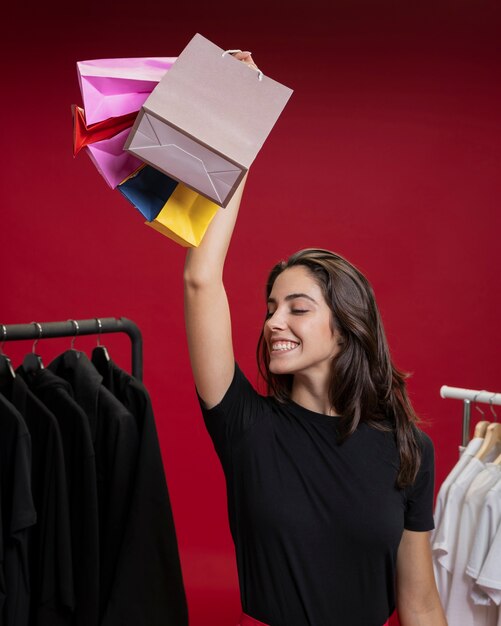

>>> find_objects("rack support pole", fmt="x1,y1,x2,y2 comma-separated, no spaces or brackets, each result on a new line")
462,399,471,447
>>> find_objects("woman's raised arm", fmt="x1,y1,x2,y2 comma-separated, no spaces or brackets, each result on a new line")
184,51,257,407
184,173,248,408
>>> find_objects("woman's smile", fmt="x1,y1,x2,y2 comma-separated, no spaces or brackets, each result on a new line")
270,340,301,353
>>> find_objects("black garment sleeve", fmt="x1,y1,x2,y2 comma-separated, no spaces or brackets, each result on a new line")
101,372,188,626
0,394,37,626
96,388,139,620
198,363,265,472
404,431,435,532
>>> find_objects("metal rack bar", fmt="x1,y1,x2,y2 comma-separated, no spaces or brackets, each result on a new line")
1,317,143,381
440,385,500,446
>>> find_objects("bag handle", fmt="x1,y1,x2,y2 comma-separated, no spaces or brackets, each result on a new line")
222,49,263,81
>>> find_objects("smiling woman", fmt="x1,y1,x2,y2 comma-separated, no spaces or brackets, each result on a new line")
262,265,342,397
257,248,424,485
183,54,447,626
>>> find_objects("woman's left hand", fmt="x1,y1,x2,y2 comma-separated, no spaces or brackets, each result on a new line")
232,50,260,72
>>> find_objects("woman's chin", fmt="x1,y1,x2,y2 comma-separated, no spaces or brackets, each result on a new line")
268,359,294,375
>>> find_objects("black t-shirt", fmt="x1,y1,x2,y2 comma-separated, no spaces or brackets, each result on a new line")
48,351,139,620
96,360,188,626
0,393,37,626
18,368,99,626
199,364,435,626
2,376,74,626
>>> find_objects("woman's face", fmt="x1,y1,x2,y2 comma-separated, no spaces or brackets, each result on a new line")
263,265,343,380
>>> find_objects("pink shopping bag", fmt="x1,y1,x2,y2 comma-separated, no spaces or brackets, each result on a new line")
85,128,143,189
77,57,177,125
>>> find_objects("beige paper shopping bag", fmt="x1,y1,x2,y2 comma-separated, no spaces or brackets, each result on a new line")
125,33,293,207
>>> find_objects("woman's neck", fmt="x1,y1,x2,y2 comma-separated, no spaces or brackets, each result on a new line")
290,375,339,416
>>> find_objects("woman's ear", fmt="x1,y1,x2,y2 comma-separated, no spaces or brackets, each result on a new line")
330,323,345,347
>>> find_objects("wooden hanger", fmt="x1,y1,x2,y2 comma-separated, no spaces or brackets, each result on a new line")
474,423,501,461
474,420,491,438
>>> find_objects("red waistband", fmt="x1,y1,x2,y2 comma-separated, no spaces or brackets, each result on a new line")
238,613,389,626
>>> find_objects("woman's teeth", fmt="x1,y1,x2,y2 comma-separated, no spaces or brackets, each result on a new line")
272,341,299,352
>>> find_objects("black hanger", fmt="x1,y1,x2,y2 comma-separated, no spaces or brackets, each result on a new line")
91,318,110,376
22,322,44,375
57,319,83,368
0,324,16,384
68,319,80,352
0,354,15,380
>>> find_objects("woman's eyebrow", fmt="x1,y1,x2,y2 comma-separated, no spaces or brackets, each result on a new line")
267,293,318,305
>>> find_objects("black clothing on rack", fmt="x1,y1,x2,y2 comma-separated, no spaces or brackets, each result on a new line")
1,377,73,626
0,393,36,626
48,351,139,620
17,368,99,626
95,358,188,626
1,318,188,626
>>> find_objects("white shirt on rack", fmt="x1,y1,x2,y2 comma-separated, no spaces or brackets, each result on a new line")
467,477,501,607
431,438,484,602
476,520,501,626
432,437,484,540
433,438,484,532
432,456,489,608
445,464,501,626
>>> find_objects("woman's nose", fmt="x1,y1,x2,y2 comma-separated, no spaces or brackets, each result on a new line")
266,310,287,330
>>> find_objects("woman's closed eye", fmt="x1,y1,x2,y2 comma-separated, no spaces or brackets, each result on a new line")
266,308,309,318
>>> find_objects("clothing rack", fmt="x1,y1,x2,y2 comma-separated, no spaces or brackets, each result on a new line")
1,317,143,381
440,385,501,447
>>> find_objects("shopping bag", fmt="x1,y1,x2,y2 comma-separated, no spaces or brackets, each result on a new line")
143,177,220,247
77,57,177,126
72,105,137,156
117,165,178,221
146,184,219,247
118,165,218,246
125,34,293,207
85,128,143,189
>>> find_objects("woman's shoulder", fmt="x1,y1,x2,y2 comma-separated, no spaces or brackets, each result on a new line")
411,424,435,454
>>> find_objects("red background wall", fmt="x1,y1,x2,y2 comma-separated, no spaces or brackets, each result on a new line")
2,1,501,624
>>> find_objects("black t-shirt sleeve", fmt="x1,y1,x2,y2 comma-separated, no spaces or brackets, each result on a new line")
404,430,435,532
198,363,263,471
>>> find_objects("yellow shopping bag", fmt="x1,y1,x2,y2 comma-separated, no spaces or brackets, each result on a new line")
145,183,219,247
118,165,220,247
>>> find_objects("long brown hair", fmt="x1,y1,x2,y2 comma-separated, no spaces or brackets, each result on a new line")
256,248,422,489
